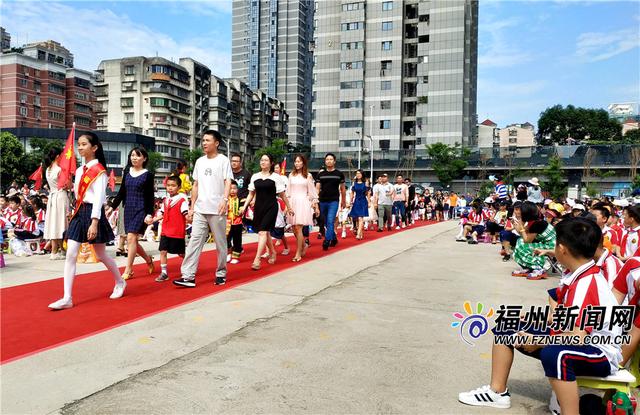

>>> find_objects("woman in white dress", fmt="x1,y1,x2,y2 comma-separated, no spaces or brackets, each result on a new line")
287,154,318,262
43,148,70,260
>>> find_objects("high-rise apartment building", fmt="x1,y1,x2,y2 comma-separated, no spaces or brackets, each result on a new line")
312,0,477,153
231,0,314,146
1,27,11,52
0,39,95,129
179,58,211,149
95,56,195,174
209,75,288,158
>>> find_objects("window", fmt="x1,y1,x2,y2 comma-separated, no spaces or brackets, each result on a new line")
382,1,393,10
124,113,135,123
380,100,391,110
48,97,65,107
48,111,64,120
121,97,134,107
20,79,28,88
48,71,65,81
341,41,364,50
381,41,392,50
382,21,393,31
341,21,364,31
104,151,121,165
381,60,392,70
420,75,429,84
380,120,391,129
74,116,91,126
34,108,41,119
340,61,363,70
34,81,41,93
342,2,364,11
339,120,363,128
149,128,171,138
19,93,27,103
74,91,88,100
124,65,135,75
48,84,65,95
19,106,28,116
340,81,364,89
150,97,166,107
339,140,358,148
340,100,363,109
311,109,316,120
418,35,430,43
381,81,392,90
74,103,91,113
34,96,40,106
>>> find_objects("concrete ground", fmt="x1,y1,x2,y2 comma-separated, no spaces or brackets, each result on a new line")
1,222,561,414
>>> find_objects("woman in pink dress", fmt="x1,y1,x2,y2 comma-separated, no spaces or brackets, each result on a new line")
287,154,319,262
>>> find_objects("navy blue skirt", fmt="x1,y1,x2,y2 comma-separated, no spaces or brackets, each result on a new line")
67,203,114,244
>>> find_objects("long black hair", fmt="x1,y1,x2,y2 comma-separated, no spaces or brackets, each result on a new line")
172,160,187,176
354,169,365,184
43,147,62,185
124,146,149,174
29,195,46,212
80,132,107,168
520,201,540,223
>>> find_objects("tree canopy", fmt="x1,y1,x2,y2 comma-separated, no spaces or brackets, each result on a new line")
425,142,469,187
537,105,622,145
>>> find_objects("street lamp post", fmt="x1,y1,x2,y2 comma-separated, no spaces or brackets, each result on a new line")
366,135,373,181
356,131,362,169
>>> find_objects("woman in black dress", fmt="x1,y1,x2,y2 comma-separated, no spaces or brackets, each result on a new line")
240,154,293,270
107,147,155,280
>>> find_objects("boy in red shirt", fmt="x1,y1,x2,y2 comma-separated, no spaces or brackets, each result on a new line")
612,256,640,365
154,176,188,282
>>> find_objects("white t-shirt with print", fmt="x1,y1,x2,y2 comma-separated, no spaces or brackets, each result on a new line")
192,154,233,214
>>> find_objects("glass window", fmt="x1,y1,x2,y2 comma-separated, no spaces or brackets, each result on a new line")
381,41,392,50
382,1,393,11
124,65,135,75
382,21,393,31
380,120,391,129
381,81,391,90
380,100,391,110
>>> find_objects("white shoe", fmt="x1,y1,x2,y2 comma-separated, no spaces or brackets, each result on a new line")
226,254,231,263
549,391,560,415
281,248,290,255
395,226,401,230
48,298,73,310
401,224,406,229
458,385,511,409
54,252,65,260
341,231,347,239
109,281,127,299
261,252,270,259
230,258,239,265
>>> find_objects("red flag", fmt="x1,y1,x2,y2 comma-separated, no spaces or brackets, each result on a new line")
57,124,76,189
281,159,286,176
108,169,116,192
29,165,43,191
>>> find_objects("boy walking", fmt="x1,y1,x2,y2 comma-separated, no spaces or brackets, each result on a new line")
173,130,233,287
155,176,188,282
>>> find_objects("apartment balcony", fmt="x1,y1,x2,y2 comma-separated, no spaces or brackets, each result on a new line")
405,3,418,20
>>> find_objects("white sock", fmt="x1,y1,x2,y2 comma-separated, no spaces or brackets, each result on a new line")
93,243,124,285
161,264,168,274
62,240,80,299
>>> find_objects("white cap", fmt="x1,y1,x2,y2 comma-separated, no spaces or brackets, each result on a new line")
613,199,629,207
565,198,576,207
484,197,494,203
544,199,552,206
573,204,586,211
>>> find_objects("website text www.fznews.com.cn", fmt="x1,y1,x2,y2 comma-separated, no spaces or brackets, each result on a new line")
494,334,632,347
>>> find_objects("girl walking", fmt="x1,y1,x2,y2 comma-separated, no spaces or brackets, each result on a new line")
43,147,69,260
48,132,126,310
287,154,318,262
108,147,156,280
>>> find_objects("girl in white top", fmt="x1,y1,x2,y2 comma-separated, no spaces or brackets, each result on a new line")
43,147,70,260
48,133,126,310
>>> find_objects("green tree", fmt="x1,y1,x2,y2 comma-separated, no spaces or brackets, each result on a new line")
537,104,622,145
183,148,203,173
249,138,288,173
623,128,640,144
543,155,567,199
631,174,640,192
478,179,494,199
23,137,65,176
146,151,163,174
1,132,26,187
425,142,469,187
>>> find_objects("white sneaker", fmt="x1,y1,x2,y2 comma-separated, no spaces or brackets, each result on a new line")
230,258,239,265
109,281,127,299
549,391,560,415
281,248,290,255
261,252,270,259
395,226,401,230
341,231,347,239
401,224,406,229
226,254,231,263
48,298,73,310
458,385,511,409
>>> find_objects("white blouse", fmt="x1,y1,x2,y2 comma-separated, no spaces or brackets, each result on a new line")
73,159,107,219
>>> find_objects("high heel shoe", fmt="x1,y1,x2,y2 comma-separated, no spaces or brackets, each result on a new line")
268,252,276,265
146,256,155,274
122,270,134,280
115,249,125,257
251,261,261,271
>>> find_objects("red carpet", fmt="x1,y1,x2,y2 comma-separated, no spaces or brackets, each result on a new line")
1,221,435,364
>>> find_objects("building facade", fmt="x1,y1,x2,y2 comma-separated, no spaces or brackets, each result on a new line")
1,27,11,52
0,40,95,130
179,58,211,149
95,56,195,175
209,75,288,159
312,0,477,153
477,119,498,148
231,0,314,146
498,123,535,148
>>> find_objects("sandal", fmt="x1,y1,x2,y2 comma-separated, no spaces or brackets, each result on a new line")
115,249,126,257
292,257,302,262
146,256,155,274
268,252,276,265
251,261,261,271
122,270,134,280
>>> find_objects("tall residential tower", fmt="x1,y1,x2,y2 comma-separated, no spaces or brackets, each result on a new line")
231,0,314,146
312,0,477,153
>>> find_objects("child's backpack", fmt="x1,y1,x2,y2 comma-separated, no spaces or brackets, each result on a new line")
606,391,636,415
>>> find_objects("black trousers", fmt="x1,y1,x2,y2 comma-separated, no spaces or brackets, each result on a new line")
227,224,243,256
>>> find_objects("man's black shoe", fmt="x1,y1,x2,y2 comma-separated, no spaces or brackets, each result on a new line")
173,277,196,288
215,277,226,286
322,241,329,251
330,239,338,247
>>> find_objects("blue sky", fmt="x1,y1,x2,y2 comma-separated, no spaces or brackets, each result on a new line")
2,0,638,127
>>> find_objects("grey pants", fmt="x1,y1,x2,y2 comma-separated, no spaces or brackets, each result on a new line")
377,204,392,229
180,212,227,280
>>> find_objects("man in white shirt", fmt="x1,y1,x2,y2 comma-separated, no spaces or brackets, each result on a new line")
373,174,394,232
392,174,409,230
174,130,233,287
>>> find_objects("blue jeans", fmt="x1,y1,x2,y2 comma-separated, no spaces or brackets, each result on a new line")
319,201,339,242
392,201,406,226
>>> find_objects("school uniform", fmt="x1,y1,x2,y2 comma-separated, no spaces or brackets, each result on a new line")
497,261,622,381
613,257,640,328
14,215,41,240
620,226,640,258
4,208,22,227
468,210,491,235
66,159,114,244
159,194,188,255
596,248,623,288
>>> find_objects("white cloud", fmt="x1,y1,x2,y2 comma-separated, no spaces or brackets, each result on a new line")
576,28,640,62
478,17,534,68
1,1,232,77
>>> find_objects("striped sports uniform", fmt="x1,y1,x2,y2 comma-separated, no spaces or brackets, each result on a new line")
14,215,41,239
602,225,619,251
495,182,508,200
596,248,623,288
4,208,22,227
35,209,46,234
612,257,640,328
498,261,622,381
468,209,491,235
620,226,640,258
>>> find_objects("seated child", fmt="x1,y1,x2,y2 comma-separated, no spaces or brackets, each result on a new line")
14,204,41,240
4,195,22,227
612,256,640,365
462,201,490,245
154,176,188,282
512,201,556,280
459,217,623,413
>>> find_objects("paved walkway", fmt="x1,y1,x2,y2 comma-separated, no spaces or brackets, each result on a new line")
2,222,559,414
